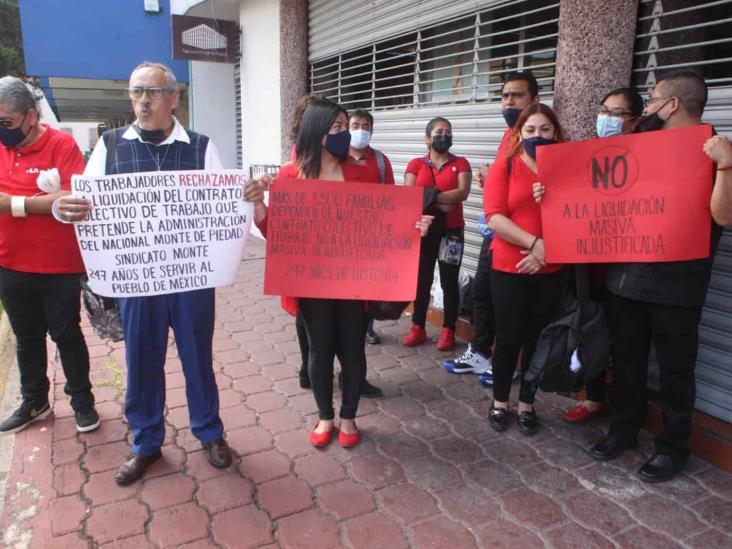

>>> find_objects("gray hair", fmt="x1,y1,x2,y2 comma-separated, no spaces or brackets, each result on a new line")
130,62,178,89
0,76,38,114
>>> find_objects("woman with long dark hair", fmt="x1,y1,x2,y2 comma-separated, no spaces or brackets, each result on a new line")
402,117,471,352
246,98,430,448
484,103,567,435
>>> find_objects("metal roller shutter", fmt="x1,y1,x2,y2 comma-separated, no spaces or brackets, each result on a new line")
634,0,732,422
308,0,559,273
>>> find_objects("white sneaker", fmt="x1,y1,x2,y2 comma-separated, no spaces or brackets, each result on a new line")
442,344,492,375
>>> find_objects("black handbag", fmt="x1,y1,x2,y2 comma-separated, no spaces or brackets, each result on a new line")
80,276,124,342
523,265,611,393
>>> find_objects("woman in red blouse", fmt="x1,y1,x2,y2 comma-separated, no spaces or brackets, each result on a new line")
247,99,430,449
483,103,567,435
403,117,471,351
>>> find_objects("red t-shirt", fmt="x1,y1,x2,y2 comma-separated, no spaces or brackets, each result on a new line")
0,125,85,273
405,155,470,229
348,147,395,184
483,154,561,274
495,127,514,163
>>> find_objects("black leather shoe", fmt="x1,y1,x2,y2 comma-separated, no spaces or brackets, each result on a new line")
299,368,311,389
517,409,539,436
360,380,383,398
115,452,162,485
589,434,636,461
203,439,232,469
488,405,509,432
638,454,681,483
365,329,381,345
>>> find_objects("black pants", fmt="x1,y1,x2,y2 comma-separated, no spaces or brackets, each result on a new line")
413,226,463,329
0,268,93,411
490,269,566,404
471,238,496,357
298,298,367,420
606,293,701,463
296,312,308,374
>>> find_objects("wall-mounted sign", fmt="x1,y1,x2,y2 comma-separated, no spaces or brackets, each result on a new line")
171,14,239,64
143,0,160,14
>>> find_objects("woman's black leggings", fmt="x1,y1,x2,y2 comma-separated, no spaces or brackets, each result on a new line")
412,227,463,329
490,269,567,404
298,298,367,420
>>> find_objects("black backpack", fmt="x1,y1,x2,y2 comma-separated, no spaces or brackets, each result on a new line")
523,265,611,393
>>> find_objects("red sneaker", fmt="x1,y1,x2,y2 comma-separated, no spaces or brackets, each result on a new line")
436,327,455,351
403,325,427,347
563,403,608,423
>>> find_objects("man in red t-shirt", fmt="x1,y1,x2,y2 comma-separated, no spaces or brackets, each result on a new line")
0,76,99,435
443,72,539,385
347,108,395,398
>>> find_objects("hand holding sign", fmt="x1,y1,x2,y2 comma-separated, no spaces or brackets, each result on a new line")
537,125,713,263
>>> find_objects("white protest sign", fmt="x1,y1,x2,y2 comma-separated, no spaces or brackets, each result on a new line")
72,170,253,297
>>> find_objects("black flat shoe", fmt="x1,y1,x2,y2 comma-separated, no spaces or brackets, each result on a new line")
488,405,509,432
589,434,636,461
365,330,381,345
360,380,383,398
638,454,682,483
517,409,538,436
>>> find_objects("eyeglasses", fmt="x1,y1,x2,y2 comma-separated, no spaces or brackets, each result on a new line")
127,87,175,99
597,106,633,118
644,95,675,108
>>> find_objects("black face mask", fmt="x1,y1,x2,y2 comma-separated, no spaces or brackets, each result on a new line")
502,108,522,128
431,134,452,154
633,112,666,133
133,124,168,144
0,112,29,148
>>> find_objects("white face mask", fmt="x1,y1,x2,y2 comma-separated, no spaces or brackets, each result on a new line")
350,129,371,150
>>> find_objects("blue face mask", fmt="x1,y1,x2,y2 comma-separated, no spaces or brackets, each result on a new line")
522,136,554,160
596,115,624,138
502,108,522,128
324,129,351,160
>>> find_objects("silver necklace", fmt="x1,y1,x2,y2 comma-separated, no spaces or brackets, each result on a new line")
143,142,172,171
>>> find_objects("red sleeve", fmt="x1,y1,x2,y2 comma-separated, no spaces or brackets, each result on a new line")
405,158,421,176
255,214,268,238
456,156,471,174
484,155,510,218
384,156,395,185
275,162,300,180
54,134,85,191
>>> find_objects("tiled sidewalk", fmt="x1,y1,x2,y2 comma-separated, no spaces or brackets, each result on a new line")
1,236,731,548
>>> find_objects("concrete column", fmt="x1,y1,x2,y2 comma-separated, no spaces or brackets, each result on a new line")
279,0,308,162
553,0,639,141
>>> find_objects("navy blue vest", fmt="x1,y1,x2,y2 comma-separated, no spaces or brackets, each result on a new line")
103,126,208,174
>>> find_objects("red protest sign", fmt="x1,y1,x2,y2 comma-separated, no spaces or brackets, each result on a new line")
263,179,423,300
538,124,713,263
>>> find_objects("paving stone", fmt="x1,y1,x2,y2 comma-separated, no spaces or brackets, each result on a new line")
244,391,287,413
693,467,732,499
344,511,409,548
166,406,190,429
294,453,347,487
437,484,500,528
232,374,273,395
259,407,303,434
219,405,257,430
686,527,732,548
258,475,312,518
402,415,452,440
148,502,210,548
277,509,340,549
317,478,375,520
239,449,292,483
378,431,432,461
378,482,440,525
141,473,196,510
145,445,186,478
558,490,634,536
218,389,244,408
212,505,274,548
500,487,566,530
184,449,231,482
613,526,684,548
692,495,732,532
476,519,544,548
83,469,138,505
462,459,523,494
274,428,318,459
517,461,584,499
226,425,273,456
50,495,87,535
546,522,615,549
625,493,706,539
53,463,85,496
52,416,79,441
379,396,425,421
86,499,149,545
197,474,254,514
99,534,155,548
80,419,128,447
48,532,89,549
83,441,131,473
431,436,483,464
401,455,465,493
178,538,218,549
409,514,477,549
349,454,405,489
52,437,85,466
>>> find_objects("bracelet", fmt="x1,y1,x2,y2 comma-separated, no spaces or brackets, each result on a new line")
529,236,539,252
718,164,732,171
10,196,27,217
